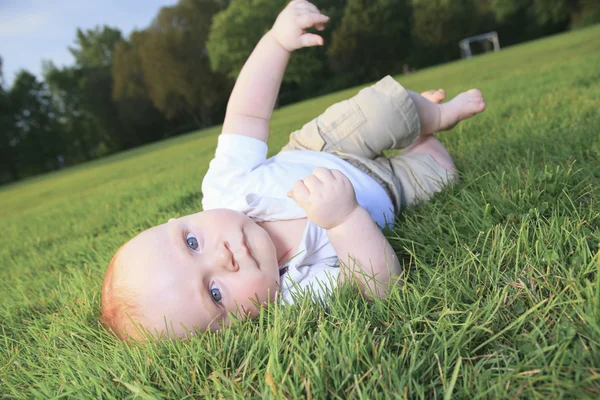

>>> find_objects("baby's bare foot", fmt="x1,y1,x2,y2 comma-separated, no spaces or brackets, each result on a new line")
421,89,446,104
439,89,486,131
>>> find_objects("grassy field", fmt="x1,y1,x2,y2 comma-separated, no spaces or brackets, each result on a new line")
1,25,599,399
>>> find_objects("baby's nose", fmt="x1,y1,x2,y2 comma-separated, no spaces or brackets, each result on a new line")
216,242,239,272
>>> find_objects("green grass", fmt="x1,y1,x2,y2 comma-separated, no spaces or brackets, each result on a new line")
1,25,599,399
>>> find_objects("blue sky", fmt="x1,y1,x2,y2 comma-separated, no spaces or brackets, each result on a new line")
0,0,178,86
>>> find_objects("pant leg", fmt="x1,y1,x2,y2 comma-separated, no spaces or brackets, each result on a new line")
333,151,457,213
388,152,457,207
280,76,421,158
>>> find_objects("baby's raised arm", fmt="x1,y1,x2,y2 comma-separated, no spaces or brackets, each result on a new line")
288,168,402,298
222,0,329,143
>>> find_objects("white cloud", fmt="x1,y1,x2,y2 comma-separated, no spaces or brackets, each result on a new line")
0,0,180,86
0,10,52,37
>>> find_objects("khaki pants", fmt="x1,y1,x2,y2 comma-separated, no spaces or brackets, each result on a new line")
281,76,455,213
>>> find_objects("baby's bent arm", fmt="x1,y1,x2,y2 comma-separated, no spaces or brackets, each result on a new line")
221,32,290,143
287,167,401,298
221,1,329,143
327,207,402,298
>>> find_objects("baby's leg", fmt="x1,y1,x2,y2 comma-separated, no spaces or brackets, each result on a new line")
386,146,457,207
281,76,484,162
402,135,456,173
421,89,446,103
282,76,422,158
403,89,460,172
409,89,486,137
387,89,485,206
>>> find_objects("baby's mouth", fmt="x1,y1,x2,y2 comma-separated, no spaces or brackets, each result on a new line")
241,230,259,270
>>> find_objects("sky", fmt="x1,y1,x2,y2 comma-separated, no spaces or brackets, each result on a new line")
0,0,179,87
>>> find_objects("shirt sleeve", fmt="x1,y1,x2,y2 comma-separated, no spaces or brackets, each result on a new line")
280,223,341,305
202,134,268,210
282,261,340,305
299,261,340,301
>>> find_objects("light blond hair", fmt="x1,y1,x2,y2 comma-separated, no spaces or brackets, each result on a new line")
101,245,146,341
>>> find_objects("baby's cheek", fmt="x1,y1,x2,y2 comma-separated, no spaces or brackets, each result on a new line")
235,275,277,315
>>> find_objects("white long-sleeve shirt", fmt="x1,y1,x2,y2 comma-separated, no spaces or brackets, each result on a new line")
202,134,394,303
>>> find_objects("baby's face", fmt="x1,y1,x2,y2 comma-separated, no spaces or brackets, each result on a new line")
118,209,280,337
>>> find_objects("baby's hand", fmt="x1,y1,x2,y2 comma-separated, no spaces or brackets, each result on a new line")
287,167,359,230
269,0,330,52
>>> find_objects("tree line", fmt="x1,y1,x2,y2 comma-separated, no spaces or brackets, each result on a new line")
1,0,598,184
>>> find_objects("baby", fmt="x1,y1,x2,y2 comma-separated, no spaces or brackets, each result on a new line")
101,0,486,340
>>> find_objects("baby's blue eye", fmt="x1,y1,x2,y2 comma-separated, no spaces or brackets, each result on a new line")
210,284,222,303
186,233,199,251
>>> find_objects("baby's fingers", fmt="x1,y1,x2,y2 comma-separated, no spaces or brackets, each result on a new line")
287,180,310,202
299,33,323,47
303,174,323,191
294,0,321,14
312,167,336,184
297,12,329,30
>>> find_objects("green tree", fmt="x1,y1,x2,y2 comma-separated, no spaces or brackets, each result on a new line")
69,26,123,68
8,71,63,175
44,26,124,160
44,64,97,160
284,0,348,100
327,0,413,83
137,0,230,127
572,0,600,28
410,0,480,66
207,0,283,79
207,0,347,103
112,32,174,148
490,0,600,29
0,56,20,182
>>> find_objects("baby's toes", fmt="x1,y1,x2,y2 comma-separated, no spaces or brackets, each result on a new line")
467,89,482,99
434,89,446,102
468,89,485,106
421,89,446,104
